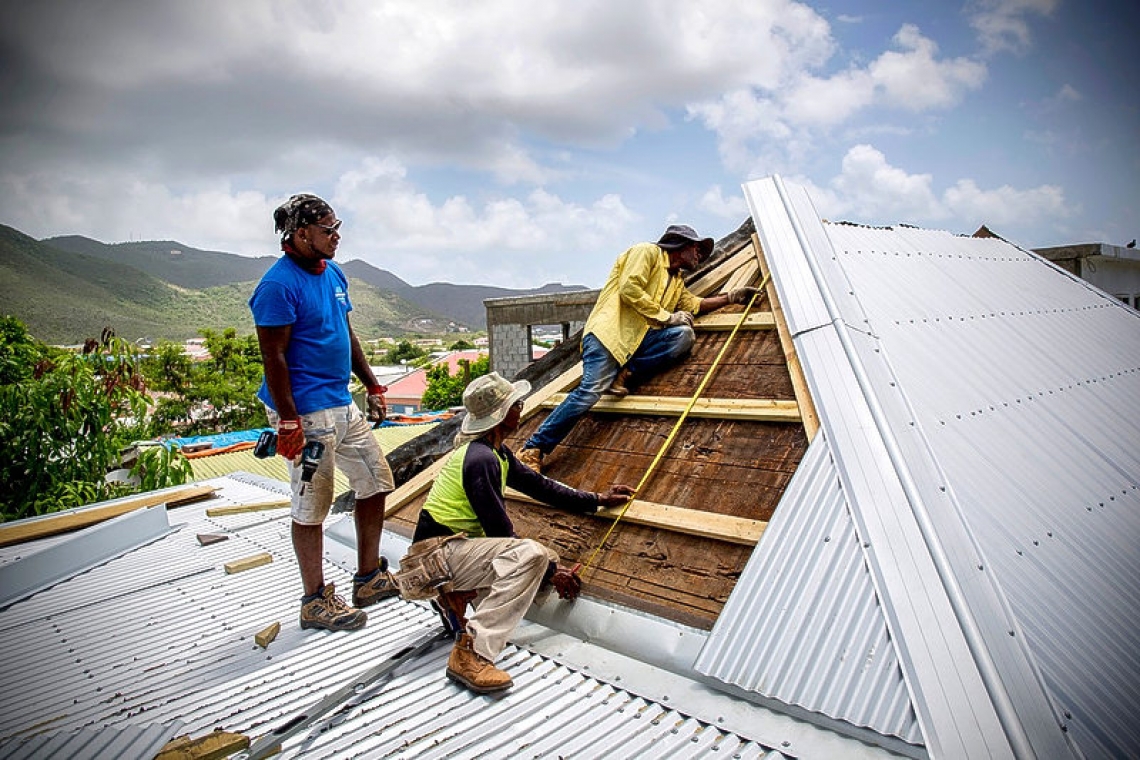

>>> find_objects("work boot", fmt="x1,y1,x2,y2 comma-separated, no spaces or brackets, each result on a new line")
517,447,544,473
352,557,399,607
606,367,633,398
446,632,513,693
300,583,367,632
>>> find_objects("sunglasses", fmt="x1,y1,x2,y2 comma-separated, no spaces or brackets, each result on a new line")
311,219,343,235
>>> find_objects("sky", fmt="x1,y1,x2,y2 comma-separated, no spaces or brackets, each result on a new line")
1,0,1137,289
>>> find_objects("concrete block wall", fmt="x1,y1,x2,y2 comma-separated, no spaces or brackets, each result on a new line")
486,290,599,380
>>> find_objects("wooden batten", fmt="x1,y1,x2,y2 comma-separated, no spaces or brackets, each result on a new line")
506,488,766,546
541,394,801,422
205,500,289,517
694,311,775,331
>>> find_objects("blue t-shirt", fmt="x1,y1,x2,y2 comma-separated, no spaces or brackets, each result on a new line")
249,256,354,415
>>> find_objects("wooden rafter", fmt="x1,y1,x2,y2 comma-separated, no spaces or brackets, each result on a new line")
752,233,820,440
541,393,802,422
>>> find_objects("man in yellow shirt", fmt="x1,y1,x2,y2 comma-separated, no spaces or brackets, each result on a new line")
518,225,759,472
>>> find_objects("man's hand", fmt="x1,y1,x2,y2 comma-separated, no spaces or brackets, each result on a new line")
728,286,762,305
550,566,582,601
662,310,694,328
276,419,305,462
366,388,387,424
597,484,635,509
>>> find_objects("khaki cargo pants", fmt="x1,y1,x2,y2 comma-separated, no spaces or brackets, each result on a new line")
439,536,558,662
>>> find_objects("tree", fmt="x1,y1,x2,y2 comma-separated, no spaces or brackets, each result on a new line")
384,339,427,365
140,328,267,435
420,355,489,411
448,339,474,351
0,318,191,522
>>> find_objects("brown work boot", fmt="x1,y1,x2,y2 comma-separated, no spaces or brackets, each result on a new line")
446,632,513,693
606,367,633,398
300,583,367,631
517,446,543,473
352,557,399,607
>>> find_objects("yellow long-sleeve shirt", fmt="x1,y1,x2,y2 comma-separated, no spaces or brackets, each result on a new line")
583,242,702,365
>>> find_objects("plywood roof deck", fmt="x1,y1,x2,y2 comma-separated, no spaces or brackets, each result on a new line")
386,234,812,628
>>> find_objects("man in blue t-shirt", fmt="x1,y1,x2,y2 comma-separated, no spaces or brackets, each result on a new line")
249,193,397,633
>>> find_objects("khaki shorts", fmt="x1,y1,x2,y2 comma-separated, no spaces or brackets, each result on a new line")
267,404,395,525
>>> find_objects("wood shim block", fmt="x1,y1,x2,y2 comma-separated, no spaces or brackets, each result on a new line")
156,730,250,760
224,552,273,574
694,311,775,331
0,485,218,548
254,621,281,648
753,232,820,440
542,394,802,422
196,533,229,546
507,489,766,545
205,499,290,517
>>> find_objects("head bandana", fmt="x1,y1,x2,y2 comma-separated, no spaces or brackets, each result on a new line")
273,193,333,241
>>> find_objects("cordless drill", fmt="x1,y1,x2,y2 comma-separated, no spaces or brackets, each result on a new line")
253,432,325,492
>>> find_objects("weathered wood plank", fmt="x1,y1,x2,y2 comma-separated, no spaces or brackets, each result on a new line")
752,232,820,440
541,394,801,422
0,485,217,548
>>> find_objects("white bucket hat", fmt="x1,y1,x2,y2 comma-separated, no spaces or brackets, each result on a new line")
460,372,531,435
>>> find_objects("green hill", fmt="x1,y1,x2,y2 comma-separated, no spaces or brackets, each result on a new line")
1,225,451,344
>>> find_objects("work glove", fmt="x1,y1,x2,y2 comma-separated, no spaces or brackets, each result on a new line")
728,286,762,305
276,419,305,462
366,387,388,424
662,310,694,328
596,484,636,509
550,565,582,601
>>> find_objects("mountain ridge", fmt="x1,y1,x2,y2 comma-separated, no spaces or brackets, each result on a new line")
0,224,582,344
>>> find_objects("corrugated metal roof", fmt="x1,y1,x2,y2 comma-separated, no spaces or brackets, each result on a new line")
696,437,922,752
0,722,184,760
699,176,1137,759
0,475,892,759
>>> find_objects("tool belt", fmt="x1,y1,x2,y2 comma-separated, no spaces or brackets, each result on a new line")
394,533,466,600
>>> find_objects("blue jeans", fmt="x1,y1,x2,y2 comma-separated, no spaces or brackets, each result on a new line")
525,326,695,453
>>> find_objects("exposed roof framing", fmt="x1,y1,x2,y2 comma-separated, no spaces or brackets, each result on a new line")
386,229,809,628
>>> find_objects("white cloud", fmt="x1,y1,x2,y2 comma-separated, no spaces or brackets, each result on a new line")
829,144,942,221
331,156,638,286
0,170,273,255
698,185,749,219
870,24,987,110
966,0,1058,56
942,178,1070,228
798,145,1074,240
692,24,986,174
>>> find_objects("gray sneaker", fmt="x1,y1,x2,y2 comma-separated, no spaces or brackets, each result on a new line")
353,559,399,607
300,583,367,631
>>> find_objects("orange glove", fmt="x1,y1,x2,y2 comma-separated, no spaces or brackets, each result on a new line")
276,419,305,462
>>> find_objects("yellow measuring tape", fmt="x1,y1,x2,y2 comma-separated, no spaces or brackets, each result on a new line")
577,272,772,574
